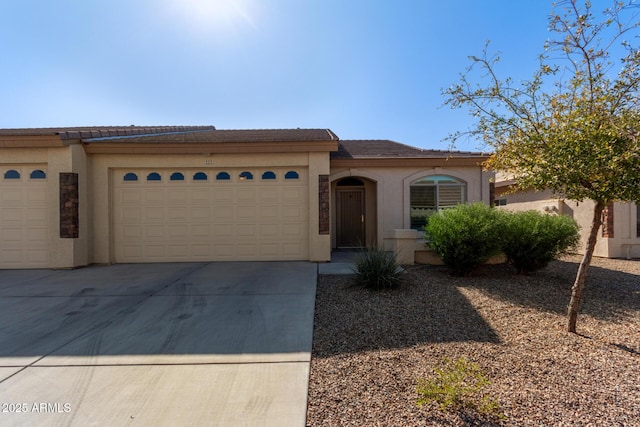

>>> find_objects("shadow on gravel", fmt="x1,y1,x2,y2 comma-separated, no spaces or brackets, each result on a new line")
456,259,640,323
312,272,502,358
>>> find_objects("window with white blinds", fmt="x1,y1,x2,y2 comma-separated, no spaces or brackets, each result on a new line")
410,175,466,229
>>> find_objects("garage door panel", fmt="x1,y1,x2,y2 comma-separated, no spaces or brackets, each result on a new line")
113,168,308,262
190,207,211,219
214,189,233,202
144,190,165,203
121,207,142,221
259,189,280,203
236,207,257,221
1,190,22,202
283,243,304,256
168,207,188,220
122,225,142,239
2,228,22,241
1,208,23,222
27,189,47,203
143,208,165,221
120,189,142,203
212,206,233,219
0,166,49,268
167,190,188,203
26,209,47,222
27,249,48,263
26,228,47,241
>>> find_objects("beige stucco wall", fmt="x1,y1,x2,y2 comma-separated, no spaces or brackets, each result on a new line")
496,187,640,258
329,165,493,252
0,145,88,268
88,151,331,264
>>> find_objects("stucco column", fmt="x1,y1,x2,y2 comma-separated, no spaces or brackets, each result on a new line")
308,152,331,261
47,144,88,268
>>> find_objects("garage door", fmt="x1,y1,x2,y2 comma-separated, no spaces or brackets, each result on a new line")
113,168,309,262
0,166,49,268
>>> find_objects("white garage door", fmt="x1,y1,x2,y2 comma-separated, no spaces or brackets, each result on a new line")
113,168,309,262
0,166,49,268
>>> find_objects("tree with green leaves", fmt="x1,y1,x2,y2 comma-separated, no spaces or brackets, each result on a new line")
443,0,640,333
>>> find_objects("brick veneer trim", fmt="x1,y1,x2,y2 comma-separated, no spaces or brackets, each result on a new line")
319,175,330,234
60,173,79,238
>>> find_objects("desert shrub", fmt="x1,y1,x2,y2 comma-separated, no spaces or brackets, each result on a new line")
352,246,404,290
502,210,580,274
424,203,504,276
417,357,505,421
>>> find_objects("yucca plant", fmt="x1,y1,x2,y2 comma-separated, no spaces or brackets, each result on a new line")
352,246,404,290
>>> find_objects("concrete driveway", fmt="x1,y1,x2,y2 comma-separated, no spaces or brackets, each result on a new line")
0,262,317,426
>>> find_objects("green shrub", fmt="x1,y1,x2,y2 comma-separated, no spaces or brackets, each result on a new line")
417,357,505,421
502,210,580,274
352,247,404,290
424,203,504,276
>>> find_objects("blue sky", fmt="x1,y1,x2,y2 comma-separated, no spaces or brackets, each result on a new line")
0,1,606,150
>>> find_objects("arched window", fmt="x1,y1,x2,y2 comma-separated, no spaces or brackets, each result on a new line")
410,175,466,229
4,170,20,179
170,172,185,181
284,171,299,180
216,172,231,181
193,172,208,181
123,172,138,181
239,171,253,180
147,172,162,181
262,171,276,180
30,170,46,179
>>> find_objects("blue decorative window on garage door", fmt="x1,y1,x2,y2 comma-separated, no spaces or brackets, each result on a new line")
30,170,46,179
170,172,185,181
285,171,299,180
193,172,208,181
4,170,20,179
123,173,138,181
239,171,253,180
147,172,162,181
216,172,231,181
410,175,466,229
262,171,276,180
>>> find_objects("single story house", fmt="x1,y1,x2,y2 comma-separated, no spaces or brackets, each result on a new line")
0,126,492,269
494,176,640,259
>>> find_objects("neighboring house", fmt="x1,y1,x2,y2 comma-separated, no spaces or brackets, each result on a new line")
0,126,491,269
494,175,640,259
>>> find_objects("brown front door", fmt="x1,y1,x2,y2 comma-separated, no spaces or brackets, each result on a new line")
337,189,365,247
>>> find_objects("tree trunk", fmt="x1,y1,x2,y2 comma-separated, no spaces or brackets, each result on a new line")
567,200,605,333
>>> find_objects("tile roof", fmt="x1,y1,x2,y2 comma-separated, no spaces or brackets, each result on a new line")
0,125,215,140
332,140,488,159
83,128,339,144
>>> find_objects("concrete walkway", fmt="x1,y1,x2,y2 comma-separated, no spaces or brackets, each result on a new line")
317,250,358,275
0,262,316,427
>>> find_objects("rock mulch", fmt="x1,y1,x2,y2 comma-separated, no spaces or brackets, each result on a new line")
306,255,640,426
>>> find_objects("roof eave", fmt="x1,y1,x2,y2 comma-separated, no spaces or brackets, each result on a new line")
0,135,69,148
330,156,489,168
83,140,339,154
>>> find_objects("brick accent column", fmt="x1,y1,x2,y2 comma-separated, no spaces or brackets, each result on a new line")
602,202,614,238
319,175,330,235
60,173,79,238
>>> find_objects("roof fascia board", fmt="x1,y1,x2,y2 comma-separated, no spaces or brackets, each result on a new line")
330,157,488,168
0,135,67,148
83,140,339,154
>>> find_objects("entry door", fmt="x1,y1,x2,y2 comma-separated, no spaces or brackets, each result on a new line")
337,189,365,247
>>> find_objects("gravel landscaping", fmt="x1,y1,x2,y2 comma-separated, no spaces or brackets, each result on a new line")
306,255,640,426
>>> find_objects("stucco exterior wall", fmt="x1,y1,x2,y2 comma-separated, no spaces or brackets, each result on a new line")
496,187,640,258
329,165,492,251
0,145,88,268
